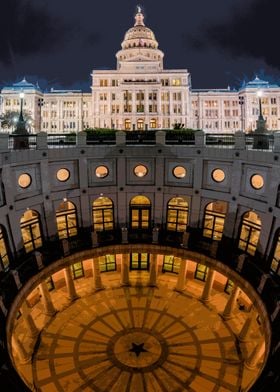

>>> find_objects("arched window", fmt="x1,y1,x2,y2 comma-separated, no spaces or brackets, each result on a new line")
130,195,151,229
125,119,131,130
0,225,10,270
270,230,280,275
203,201,228,240
137,119,144,130
167,197,188,232
92,197,114,231
238,211,261,255
20,210,42,253
56,200,78,239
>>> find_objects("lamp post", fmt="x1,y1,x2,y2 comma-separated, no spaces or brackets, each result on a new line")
13,91,29,149
37,98,44,132
253,90,269,149
238,95,245,132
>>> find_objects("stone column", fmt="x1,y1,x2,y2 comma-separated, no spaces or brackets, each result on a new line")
222,285,240,320
21,301,38,338
121,254,130,286
201,269,216,303
38,281,56,316
238,312,254,342
271,302,280,322
92,258,104,290
0,296,7,317
64,266,78,301
148,254,158,287
12,336,30,363
245,340,265,369
175,259,188,292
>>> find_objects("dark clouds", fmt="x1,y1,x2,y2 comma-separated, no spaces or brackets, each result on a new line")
0,0,279,90
0,0,74,65
190,0,279,69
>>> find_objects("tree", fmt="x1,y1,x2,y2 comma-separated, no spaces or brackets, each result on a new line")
0,110,33,131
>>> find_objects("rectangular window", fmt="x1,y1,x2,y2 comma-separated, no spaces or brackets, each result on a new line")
71,262,84,279
162,255,180,274
99,255,116,272
195,264,208,281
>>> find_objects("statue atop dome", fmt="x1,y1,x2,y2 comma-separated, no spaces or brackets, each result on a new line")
135,5,145,26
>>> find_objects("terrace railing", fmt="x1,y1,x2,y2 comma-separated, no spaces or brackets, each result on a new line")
0,130,279,151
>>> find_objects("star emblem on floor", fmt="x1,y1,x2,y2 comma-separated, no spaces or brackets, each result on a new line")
129,343,148,357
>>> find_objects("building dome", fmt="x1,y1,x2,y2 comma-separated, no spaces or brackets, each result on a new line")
121,8,158,50
116,6,164,69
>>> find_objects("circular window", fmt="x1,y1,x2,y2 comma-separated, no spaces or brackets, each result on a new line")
95,165,109,178
212,169,225,183
56,168,70,182
134,165,148,177
18,173,32,188
250,174,264,190
173,166,187,179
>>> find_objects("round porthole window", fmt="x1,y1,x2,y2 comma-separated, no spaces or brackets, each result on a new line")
134,165,148,177
18,173,32,188
212,169,225,183
95,165,109,178
56,168,70,182
173,166,187,179
250,174,264,190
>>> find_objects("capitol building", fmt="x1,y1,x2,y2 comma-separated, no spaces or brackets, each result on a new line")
1,7,280,133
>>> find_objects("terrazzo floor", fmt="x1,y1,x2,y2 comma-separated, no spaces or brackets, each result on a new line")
14,272,262,391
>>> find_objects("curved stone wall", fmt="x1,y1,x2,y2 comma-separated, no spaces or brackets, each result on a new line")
0,140,279,390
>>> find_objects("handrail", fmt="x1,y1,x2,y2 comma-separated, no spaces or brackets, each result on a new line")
0,130,278,150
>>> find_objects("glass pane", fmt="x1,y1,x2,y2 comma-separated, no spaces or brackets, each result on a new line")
178,211,187,225
203,228,212,238
271,259,278,272
141,210,149,220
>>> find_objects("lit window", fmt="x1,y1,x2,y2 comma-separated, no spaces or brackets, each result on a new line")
212,169,225,183
167,197,188,232
238,211,261,255
173,166,186,179
271,231,280,275
99,255,116,272
20,210,42,253
92,197,114,231
95,166,109,178
18,173,32,188
134,165,148,178
203,201,227,240
56,168,70,182
0,226,10,270
162,255,180,274
56,200,78,239
250,174,264,190
195,264,209,281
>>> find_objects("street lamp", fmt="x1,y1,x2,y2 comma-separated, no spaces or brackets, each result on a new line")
252,89,269,149
257,90,265,122
37,98,44,132
13,91,29,149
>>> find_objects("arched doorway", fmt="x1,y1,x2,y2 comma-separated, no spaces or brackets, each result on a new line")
129,195,151,230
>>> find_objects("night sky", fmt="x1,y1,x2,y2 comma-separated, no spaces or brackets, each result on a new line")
0,0,279,91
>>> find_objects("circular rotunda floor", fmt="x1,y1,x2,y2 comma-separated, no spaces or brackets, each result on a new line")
31,282,246,392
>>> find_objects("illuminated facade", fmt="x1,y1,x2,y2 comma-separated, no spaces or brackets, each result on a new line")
1,8,280,133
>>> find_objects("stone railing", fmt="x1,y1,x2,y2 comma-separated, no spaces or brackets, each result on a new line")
0,130,280,151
